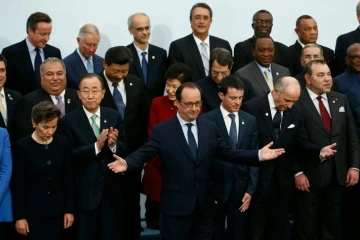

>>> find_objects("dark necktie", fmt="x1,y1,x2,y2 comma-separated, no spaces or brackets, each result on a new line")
186,123,197,160
317,95,332,133
112,83,125,119
273,108,281,143
228,113,237,149
34,48,42,86
141,52,148,86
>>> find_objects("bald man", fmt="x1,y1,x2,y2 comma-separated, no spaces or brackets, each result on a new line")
242,77,336,240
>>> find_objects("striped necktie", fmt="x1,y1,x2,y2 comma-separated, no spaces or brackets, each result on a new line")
200,42,209,76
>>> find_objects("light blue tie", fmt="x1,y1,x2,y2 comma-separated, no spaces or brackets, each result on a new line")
86,58,94,73
200,42,209,76
112,83,125,119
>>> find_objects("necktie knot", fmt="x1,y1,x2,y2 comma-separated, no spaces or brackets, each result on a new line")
141,52,147,57
55,95,62,101
35,48,40,53
112,83,119,88
91,114,97,122
317,95,322,101
186,123,193,129
228,113,235,120
200,42,207,47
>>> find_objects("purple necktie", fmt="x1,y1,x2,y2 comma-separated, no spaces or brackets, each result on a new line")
34,48,42,86
55,95,65,117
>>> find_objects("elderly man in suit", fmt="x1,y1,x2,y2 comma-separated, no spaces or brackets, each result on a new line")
201,76,259,240
289,15,334,76
242,76,336,240
127,13,167,102
63,24,104,89
1,12,61,95
232,10,291,73
168,2,232,82
235,37,290,98
15,58,81,140
108,82,286,240
59,73,127,240
293,60,360,240
99,46,149,240
334,1,360,75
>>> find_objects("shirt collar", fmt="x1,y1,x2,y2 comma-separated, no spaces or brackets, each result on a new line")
176,112,197,126
255,60,272,73
306,87,327,100
220,104,238,119
193,34,210,47
76,48,91,61
0,88,5,98
103,70,124,87
268,91,277,110
26,37,43,53
133,42,149,55
297,39,309,48
49,89,66,99
83,105,101,120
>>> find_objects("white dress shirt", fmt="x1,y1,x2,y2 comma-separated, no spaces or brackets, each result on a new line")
26,37,45,69
306,87,331,118
176,113,198,146
220,104,239,138
193,34,210,58
268,92,283,128
133,42,149,67
50,89,66,106
255,61,273,83
103,70,127,105
76,47,92,71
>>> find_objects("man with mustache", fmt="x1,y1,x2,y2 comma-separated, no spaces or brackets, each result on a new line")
1,12,62,95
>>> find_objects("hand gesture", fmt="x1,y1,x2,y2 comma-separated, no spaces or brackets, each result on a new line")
260,142,285,160
96,129,109,151
108,154,127,173
295,173,310,192
64,213,74,229
239,193,252,212
320,143,337,159
107,127,118,148
15,219,29,236
346,169,359,187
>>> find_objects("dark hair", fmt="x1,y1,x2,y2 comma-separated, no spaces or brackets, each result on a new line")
104,46,133,66
190,2,213,20
31,101,61,124
304,59,327,75
296,15,313,28
252,9,272,22
175,82,203,102
0,54,7,68
252,36,274,49
78,73,105,89
165,63,193,83
210,48,233,70
218,75,244,95
26,12,52,34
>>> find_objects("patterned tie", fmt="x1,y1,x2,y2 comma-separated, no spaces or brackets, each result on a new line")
186,123,197,160
200,42,209,76
0,93,7,125
228,113,237,149
112,83,125,119
273,108,281,144
141,52,148,86
264,69,274,91
34,48,42,86
55,95,65,117
91,114,100,138
86,58,94,73
317,95,332,134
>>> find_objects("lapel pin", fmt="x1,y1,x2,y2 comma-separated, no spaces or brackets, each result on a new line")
7,94,13,100
67,99,71,104
265,113,269,116
276,72,279,75
332,101,335,103
152,56,155,59
241,120,245,125
130,83,133,86
104,119,107,123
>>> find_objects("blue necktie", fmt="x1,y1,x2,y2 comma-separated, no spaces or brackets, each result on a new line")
273,109,281,144
34,48,42,86
228,113,237,149
186,123,197,160
112,83,125,119
86,58,94,73
141,52,148,86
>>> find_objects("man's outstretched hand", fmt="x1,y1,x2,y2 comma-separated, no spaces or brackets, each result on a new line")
260,142,285,160
108,154,127,173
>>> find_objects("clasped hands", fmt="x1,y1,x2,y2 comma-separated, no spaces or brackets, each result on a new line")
96,127,118,150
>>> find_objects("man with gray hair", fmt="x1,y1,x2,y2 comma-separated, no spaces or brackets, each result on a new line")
127,13,167,102
334,1,360,75
15,57,81,140
63,23,104,89
242,76,336,240
295,43,324,88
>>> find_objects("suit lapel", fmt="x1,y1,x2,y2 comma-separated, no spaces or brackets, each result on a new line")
100,72,118,111
124,77,134,118
237,111,245,146
71,50,87,79
64,89,78,113
4,89,15,126
20,40,36,77
271,64,281,85
279,109,292,141
260,95,275,137
187,35,205,77
327,92,338,131
147,44,157,87
100,107,110,131
213,108,232,146
77,108,97,142
250,61,270,94
129,44,143,79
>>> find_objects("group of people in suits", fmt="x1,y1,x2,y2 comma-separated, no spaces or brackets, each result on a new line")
1,1,360,240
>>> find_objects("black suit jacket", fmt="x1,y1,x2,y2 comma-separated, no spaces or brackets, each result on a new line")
1,39,62,95
168,34,232,82
233,36,291,73
201,108,259,204
289,41,334,76
127,43,167,101
293,90,360,187
99,72,149,154
15,88,81,140
0,88,22,142
58,106,127,211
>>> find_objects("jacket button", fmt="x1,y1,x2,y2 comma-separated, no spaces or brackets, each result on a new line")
48,176,51,180
47,161,51,165
47,191,51,194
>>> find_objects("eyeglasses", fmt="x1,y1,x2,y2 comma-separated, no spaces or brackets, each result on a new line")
253,20,273,25
193,15,211,21
79,89,104,96
211,70,229,78
347,55,360,61
131,26,151,32
180,101,203,108
302,55,322,60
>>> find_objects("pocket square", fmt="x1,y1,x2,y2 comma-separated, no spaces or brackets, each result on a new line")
287,124,295,129
339,106,345,112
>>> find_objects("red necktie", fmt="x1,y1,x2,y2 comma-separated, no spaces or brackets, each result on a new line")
317,95,332,134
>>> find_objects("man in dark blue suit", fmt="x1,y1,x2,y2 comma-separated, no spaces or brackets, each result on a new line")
127,13,167,102
108,82,286,240
1,12,62,95
201,76,259,240
63,24,104,89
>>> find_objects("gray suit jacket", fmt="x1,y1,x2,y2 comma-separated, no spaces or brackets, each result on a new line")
234,61,290,98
